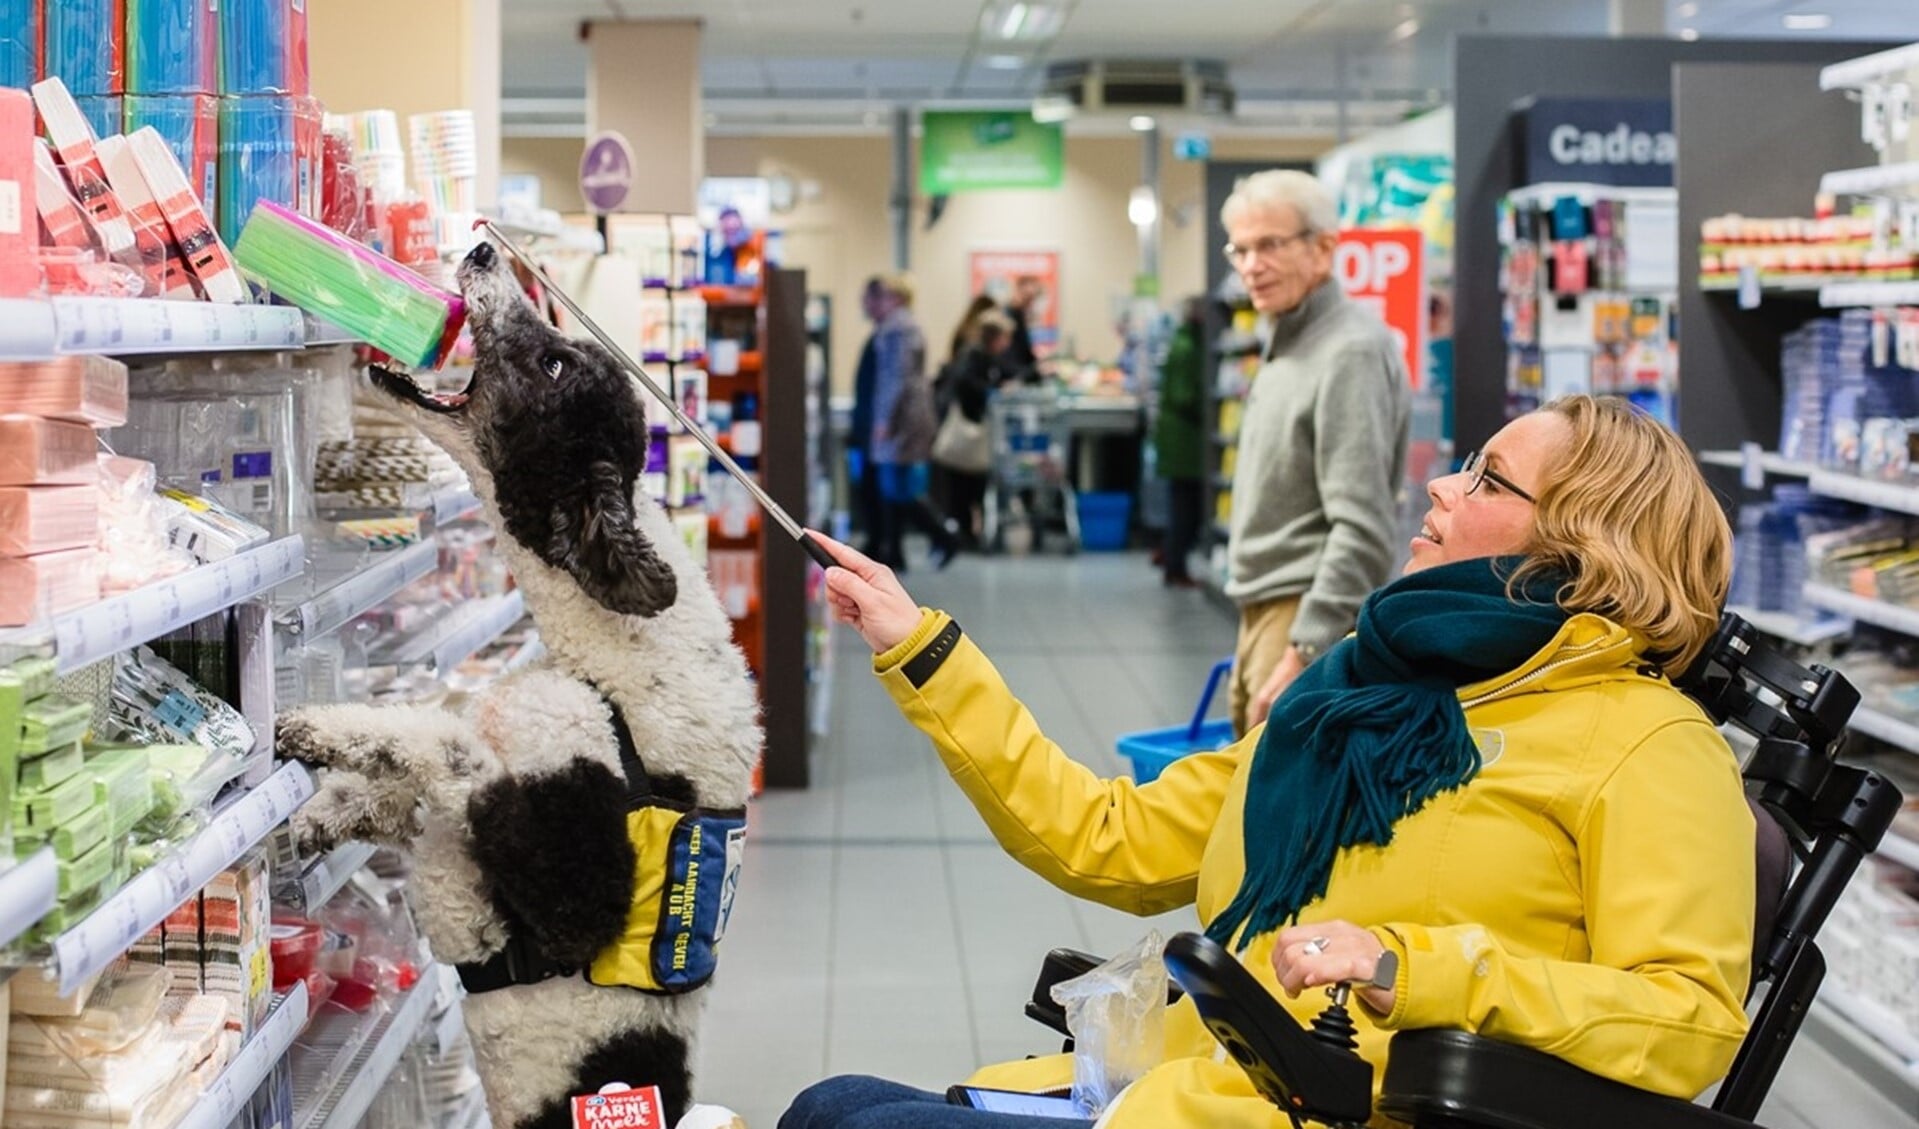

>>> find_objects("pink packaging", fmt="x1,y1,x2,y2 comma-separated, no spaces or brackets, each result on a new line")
33,140,96,251
31,77,137,259
0,416,97,485
0,354,131,425
0,88,36,298
0,484,98,554
96,133,195,299
0,546,99,625
128,126,242,302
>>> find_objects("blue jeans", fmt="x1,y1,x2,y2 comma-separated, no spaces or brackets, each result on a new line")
779,1076,1094,1129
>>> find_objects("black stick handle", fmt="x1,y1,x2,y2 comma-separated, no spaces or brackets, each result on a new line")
796,531,839,571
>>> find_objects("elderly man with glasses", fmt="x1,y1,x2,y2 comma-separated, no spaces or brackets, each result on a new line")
1220,170,1411,737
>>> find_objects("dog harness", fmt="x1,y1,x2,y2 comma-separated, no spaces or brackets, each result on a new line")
456,693,747,996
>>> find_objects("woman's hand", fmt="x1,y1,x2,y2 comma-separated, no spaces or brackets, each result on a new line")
1272,920,1397,1015
810,530,923,655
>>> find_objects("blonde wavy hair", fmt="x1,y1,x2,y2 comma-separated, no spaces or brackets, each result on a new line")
1510,396,1731,675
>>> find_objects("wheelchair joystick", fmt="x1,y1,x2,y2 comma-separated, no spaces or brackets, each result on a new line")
1309,984,1361,1053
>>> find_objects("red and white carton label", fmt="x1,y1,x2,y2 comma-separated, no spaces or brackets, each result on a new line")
569,1084,665,1129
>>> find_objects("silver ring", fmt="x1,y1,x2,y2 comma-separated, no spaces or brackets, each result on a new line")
1302,936,1330,956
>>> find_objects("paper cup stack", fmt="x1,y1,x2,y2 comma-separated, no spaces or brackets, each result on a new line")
343,109,406,204
408,110,480,254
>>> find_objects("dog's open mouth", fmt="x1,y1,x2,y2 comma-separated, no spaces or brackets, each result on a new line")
371,366,475,415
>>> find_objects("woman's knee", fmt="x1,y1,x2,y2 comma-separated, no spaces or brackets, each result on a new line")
779,1075,930,1129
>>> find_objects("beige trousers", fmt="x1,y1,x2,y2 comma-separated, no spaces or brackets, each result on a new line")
1230,594,1302,738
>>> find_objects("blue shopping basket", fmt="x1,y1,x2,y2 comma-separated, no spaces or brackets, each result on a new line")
1116,657,1236,783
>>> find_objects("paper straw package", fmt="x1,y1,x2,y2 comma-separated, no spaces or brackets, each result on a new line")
73,94,123,143
0,485,99,555
128,126,243,301
0,547,98,626
0,355,131,425
0,89,37,298
31,78,136,257
0,0,42,90
32,142,95,252
96,133,196,299
235,200,466,368
219,0,306,95
44,0,125,94
0,417,97,486
128,0,218,94
217,95,296,248
126,94,217,209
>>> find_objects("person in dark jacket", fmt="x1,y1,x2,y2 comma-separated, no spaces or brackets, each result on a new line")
867,273,959,571
933,312,1013,545
848,277,887,557
1004,275,1044,383
1155,297,1208,587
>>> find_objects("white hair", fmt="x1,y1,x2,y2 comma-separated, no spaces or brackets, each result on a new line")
1221,169,1337,234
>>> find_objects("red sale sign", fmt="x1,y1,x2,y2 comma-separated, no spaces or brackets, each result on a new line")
571,1085,666,1129
1334,229,1426,387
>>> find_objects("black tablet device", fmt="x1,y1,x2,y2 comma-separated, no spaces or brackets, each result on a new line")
944,1085,1084,1118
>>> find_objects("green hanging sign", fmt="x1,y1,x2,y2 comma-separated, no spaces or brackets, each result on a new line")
919,111,1064,194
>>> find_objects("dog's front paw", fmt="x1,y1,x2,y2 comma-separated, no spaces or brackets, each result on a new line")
292,768,423,850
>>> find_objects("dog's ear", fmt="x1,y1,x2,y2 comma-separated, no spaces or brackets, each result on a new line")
550,462,678,617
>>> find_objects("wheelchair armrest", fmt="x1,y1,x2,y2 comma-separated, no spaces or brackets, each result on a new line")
1378,1030,1765,1129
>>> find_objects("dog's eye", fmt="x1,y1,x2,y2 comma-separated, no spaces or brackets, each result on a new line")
543,355,565,380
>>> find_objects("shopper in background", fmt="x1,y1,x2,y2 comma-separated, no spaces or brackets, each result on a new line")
932,311,1012,547
790,396,1752,1128
1223,169,1410,737
867,273,960,571
1154,297,1208,589
1004,274,1045,382
848,277,888,560
948,293,999,362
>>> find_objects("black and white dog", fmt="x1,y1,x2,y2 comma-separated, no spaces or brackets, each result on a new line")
280,240,761,1129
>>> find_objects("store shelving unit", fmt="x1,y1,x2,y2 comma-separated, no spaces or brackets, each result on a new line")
367,590,526,672
174,982,312,1129
284,842,379,917
1820,280,1919,309
293,965,443,1129
0,850,60,954
1695,449,1818,479
1725,604,1850,648
279,539,441,643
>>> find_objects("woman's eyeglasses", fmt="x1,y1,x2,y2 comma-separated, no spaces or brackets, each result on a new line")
1461,450,1536,503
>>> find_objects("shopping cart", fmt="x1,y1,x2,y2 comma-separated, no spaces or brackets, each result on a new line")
982,386,1079,554
1116,657,1236,783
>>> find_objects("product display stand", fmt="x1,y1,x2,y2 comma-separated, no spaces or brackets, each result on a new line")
1675,47,1919,1106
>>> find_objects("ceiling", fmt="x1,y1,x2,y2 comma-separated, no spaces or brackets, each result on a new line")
498,0,1915,137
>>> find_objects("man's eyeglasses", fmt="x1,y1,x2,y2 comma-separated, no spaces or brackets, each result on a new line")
1221,230,1314,265
1461,450,1536,504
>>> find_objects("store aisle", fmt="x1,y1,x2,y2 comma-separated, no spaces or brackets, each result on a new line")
693,551,1918,1129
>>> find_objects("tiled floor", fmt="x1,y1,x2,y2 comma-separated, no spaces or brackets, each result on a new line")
695,549,1919,1129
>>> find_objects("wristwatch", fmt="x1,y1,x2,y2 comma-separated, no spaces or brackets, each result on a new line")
1368,949,1400,992
1293,639,1323,661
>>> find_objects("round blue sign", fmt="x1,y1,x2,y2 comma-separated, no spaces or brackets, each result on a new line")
580,131,636,215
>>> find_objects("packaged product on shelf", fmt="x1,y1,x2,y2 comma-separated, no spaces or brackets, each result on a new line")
0,355,130,426
13,771,98,840
18,696,90,757
126,0,218,95
0,88,39,298
96,455,194,592
16,791,105,863
18,742,85,793
32,140,101,257
155,487,271,563
0,664,22,849
126,124,243,302
217,94,298,248
94,134,197,299
0,547,100,626
319,126,368,239
667,436,707,508
135,740,243,836
639,291,673,358
0,485,100,556
0,0,39,88
84,746,154,839
42,0,125,94
50,834,112,897
0,418,96,487
72,94,123,147
31,78,137,259
106,646,255,760
220,0,308,96
123,95,216,210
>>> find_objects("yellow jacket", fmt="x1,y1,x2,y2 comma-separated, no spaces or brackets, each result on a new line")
874,609,1755,1128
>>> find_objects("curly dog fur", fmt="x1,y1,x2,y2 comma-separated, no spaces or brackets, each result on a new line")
280,242,761,1129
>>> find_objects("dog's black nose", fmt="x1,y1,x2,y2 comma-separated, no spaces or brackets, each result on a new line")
467,241,498,270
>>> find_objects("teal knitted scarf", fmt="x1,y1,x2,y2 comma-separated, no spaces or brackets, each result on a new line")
1206,557,1571,952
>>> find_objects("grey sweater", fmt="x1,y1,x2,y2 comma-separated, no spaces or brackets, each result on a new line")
1225,279,1410,654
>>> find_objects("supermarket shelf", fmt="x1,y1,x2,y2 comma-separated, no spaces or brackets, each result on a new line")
1820,280,1919,308
491,215,605,255
1819,160,1919,197
300,965,444,1129
1726,605,1849,648
287,842,377,915
0,850,59,953
281,541,439,641
1695,450,1818,479
1846,705,1919,756
1804,984,1919,1113
370,591,526,671
173,982,311,1129
448,1085,490,1129
1821,41,1919,89
0,535,307,675
1878,830,1919,873
1806,469,1919,517
44,763,315,996
1802,583,1919,638
699,284,764,306
432,488,484,526
1698,275,1830,294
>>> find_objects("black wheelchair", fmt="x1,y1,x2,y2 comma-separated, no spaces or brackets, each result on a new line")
1022,612,1906,1128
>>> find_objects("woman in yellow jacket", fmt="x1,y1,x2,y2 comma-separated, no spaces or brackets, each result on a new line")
784,396,1754,1129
